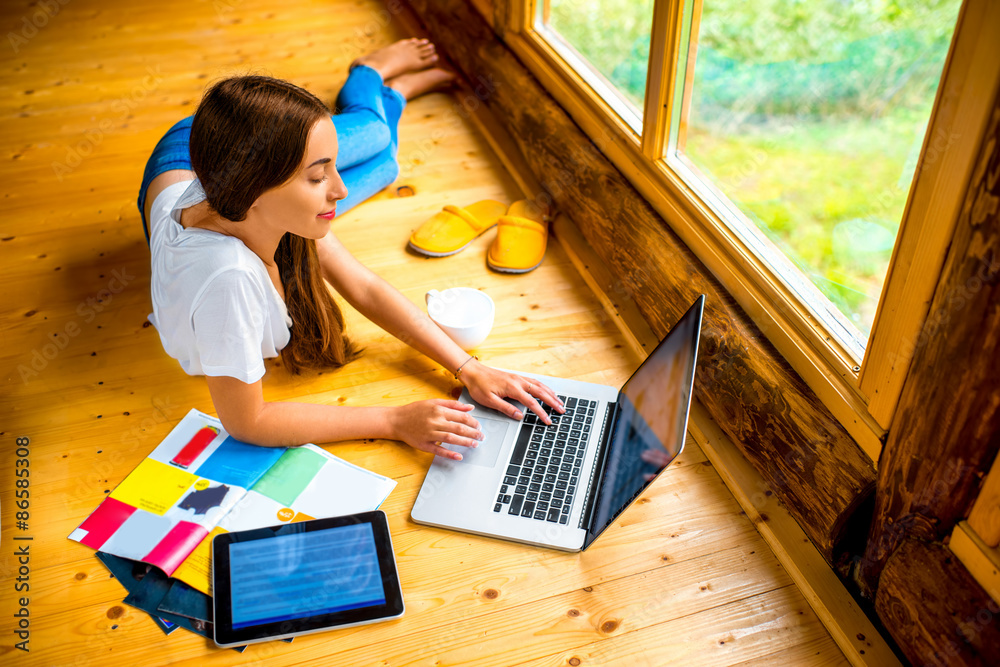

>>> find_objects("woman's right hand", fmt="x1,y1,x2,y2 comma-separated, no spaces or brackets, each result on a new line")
389,399,484,461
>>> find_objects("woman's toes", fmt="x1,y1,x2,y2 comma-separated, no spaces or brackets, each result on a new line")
389,67,456,100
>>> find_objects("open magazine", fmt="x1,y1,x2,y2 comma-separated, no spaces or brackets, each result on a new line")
68,409,396,595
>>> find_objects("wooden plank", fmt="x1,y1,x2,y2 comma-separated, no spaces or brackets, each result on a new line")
876,538,1000,667
724,639,855,667
688,400,900,667
949,522,1000,604
402,0,876,561
674,0,702,150
968,455,1000,548
272,573,810,667
514,587,847,667
639,0,676,160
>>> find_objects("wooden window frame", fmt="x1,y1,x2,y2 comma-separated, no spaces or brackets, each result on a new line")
504,0,1000,460
951,455,1000,603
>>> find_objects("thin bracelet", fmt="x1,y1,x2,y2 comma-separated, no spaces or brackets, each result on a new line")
454,355,479,379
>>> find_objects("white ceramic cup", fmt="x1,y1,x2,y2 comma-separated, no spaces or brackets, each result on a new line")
425,288,495,351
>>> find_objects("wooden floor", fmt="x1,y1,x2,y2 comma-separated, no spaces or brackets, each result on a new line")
0,0,849,664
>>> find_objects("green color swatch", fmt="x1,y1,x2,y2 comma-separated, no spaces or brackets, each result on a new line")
251,447,325,506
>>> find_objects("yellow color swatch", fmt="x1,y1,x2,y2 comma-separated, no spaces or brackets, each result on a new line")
110,458,197,515
172,525,228,596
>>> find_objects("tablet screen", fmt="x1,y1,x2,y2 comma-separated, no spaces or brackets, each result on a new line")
229,523,386,628
213,511,404,647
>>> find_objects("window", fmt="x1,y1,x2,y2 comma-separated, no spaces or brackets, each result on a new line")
533,0,655,131
509,0,998,454
672,0,961,342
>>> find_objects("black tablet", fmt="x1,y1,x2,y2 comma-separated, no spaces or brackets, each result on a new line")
212,511,404,648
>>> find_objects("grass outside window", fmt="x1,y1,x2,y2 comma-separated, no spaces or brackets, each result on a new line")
675,0,962,339
530,0,961,342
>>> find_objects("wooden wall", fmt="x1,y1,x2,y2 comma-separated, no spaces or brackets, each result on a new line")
859,78,1000,665
402,0,876,563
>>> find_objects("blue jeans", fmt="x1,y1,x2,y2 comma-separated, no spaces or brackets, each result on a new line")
136,65,405,242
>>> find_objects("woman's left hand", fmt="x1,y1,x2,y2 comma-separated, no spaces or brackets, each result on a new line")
458,360,565,424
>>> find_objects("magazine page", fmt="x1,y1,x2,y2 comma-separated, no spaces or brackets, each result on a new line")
68,409,285,577
170,444,397,595
233,444,397,528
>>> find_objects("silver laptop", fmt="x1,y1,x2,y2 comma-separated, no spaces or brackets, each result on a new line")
411,295,704,551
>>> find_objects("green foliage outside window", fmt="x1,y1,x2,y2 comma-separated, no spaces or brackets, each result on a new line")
546,0,961,338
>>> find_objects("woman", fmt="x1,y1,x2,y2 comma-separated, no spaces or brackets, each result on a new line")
137,39,564,459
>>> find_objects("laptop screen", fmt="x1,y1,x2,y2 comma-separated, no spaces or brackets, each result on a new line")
583,296,704,549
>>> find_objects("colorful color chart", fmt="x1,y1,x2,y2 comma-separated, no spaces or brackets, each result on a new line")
68,409,397,595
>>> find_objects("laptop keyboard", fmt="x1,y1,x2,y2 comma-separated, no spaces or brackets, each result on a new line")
493,395,597,524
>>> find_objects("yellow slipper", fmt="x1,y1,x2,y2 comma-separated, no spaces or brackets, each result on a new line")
487,200,548,273
408,200,508,257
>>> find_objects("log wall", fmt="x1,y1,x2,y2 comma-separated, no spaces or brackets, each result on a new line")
404,0,876,561
860,78,1000,590
876,539,1000,666
856,66,1000,665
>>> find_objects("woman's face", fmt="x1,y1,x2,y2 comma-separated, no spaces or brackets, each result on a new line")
248,116,348,240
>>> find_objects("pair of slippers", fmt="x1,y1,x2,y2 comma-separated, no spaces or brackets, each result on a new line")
407,199,548,273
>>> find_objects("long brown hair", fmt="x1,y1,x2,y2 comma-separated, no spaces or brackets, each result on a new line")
190,75,360,374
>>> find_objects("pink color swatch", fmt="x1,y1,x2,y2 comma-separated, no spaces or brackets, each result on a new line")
77,497,137,550
143,521,209,575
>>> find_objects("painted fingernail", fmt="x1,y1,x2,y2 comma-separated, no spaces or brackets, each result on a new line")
515,411,523,420
477,431,485,440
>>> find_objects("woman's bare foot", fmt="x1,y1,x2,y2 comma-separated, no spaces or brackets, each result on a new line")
386,68,456,101
352,38,438,82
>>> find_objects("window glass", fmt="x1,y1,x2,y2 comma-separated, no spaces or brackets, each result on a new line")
675,0,962,339
538,0,655,124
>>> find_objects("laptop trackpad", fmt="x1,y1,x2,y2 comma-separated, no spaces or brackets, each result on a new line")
441,416,511,467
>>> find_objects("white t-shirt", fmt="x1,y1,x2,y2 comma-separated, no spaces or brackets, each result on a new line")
147,179,292,384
